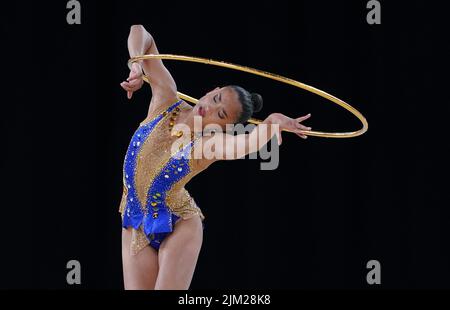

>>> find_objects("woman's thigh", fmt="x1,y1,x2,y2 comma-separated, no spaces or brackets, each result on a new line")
122,227,159,290
155,215,203,290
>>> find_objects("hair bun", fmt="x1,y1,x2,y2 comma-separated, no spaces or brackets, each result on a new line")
250,93,263,113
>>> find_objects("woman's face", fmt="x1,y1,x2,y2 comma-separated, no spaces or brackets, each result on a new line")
193,86,242,129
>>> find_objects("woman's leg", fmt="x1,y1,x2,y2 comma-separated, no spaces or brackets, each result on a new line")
122,227,159,290
155,215,203,289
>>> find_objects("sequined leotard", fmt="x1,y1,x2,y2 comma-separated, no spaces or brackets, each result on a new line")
119,99,205,255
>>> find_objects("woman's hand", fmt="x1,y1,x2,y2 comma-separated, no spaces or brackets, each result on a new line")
120,62,144,99
268,112,312,144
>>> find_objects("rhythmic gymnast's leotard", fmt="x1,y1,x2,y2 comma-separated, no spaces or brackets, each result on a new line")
119,99,205,255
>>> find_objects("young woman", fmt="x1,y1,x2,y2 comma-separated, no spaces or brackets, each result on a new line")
119,25,312,290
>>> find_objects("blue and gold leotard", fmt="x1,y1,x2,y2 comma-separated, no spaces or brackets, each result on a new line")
119,99,205,255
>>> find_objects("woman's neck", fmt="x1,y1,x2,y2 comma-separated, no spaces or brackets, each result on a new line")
175,105,202,137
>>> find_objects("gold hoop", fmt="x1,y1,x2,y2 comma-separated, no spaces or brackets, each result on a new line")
128,54,368,138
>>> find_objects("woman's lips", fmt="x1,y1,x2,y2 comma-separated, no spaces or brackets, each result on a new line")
198,106,206,117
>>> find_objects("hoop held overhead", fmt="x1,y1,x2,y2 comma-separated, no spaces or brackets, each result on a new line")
128,54,368,138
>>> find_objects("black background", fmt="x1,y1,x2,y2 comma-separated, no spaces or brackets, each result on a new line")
0,0,448,289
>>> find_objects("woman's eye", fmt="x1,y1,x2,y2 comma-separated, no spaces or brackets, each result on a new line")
213,95,218,103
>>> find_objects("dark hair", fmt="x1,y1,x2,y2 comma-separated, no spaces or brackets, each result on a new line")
228,85,263,124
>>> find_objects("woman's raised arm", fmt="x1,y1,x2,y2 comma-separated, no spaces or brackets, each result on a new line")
120,25,178,117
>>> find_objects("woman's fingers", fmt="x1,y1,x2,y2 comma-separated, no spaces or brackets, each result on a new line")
120,82,133,91
295,113,311,139
130,79,143,90
121,80,141,91
295,128,309,139
297,133,308,139
293,118,311,130
295,130,308,139
122,66,143,100
127,73,143,83
296,113,311,122
123,79,140,88
296,123,312,131
121,81,136,99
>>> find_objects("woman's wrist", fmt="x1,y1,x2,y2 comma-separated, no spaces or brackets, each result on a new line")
265,113,281,125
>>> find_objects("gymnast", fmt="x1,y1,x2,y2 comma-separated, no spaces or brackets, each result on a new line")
118,25,312,290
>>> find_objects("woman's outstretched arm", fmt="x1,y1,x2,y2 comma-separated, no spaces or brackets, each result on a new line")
120,25,178,116
197,113,312,167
